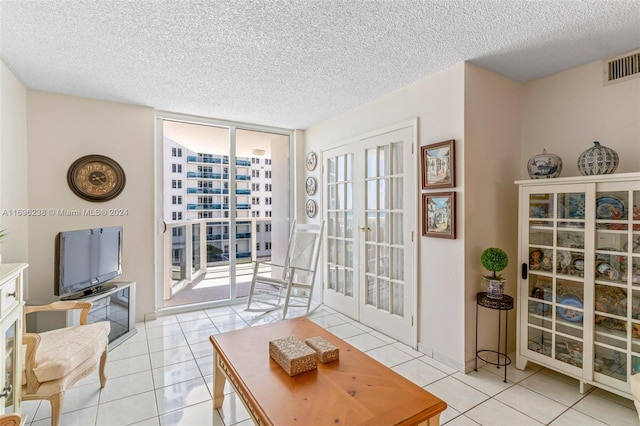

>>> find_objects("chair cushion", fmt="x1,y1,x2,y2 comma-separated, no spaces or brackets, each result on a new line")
23,322,110,384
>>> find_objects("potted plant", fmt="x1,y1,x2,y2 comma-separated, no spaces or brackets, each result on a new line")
481,247,509,299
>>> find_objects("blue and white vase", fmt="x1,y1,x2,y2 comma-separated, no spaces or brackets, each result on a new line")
577,141,619,176
528,149,562,179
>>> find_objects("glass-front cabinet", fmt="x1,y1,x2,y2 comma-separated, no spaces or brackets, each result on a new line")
516,173,640,398
0,263,27,418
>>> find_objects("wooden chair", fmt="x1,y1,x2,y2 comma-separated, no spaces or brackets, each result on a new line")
22,301,110,426
0,414,22,426
246,221,324,318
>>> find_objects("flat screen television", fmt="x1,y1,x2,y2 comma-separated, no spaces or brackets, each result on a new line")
54,226,123,300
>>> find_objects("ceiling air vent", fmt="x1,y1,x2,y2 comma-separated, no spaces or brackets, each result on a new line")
604,49,640,85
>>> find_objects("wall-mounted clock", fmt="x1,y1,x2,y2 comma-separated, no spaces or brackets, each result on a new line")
67,154,126,202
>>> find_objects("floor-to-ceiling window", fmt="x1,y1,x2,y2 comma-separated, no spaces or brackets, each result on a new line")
157,115,292,311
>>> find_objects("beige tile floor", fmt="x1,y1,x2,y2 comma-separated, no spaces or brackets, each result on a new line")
20,303,640,425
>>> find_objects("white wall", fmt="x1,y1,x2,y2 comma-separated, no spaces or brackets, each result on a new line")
463,64,521,368
26,91,155,319
521,59,640,177
0,61,29,266
305,63,468,369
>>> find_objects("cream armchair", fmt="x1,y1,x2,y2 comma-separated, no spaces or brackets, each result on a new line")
22,301,110,426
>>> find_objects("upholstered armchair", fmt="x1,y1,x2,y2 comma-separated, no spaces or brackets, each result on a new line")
22,301,110,426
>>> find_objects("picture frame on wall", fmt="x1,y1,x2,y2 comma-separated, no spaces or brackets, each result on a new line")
422,192,456,239
421,139,455,189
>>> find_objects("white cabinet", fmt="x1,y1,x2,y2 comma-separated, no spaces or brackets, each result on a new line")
0,263,27,417
516,173,640,398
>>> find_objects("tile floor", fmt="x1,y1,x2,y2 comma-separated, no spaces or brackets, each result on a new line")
20,303,640,426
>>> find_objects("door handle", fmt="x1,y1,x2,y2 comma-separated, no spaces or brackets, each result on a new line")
0,383,12,399
359,226,371,232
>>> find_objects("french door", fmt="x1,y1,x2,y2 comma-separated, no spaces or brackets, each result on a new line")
323,123,416,345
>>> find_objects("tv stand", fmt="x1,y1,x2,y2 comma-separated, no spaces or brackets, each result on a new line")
27,281,137,349
61,283,118,300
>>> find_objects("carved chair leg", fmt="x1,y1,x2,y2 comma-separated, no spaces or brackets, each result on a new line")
49,392,64,426
99,347,108,388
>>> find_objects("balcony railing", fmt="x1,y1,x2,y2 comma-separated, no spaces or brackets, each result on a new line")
164,217,274,304
187,156,252,167
186,188,251,195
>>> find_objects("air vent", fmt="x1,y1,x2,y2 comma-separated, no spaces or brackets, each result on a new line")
604,49,640,85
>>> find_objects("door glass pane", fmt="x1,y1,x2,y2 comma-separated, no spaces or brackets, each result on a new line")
392,283,404,316
379,145,389,177
379,279,390,311
391,142,403,174
366,243,376,273
379,246,390,278
392,177,403,209
366,276,376,305
367,180,377,210
328,157,336,183
346,154,353,180
391,213,403,245
379,178,388,209
367,148,376,178
346,270,353,297
379,213,389,244
337,183,345,209
337,155,345,181
391,247,404,281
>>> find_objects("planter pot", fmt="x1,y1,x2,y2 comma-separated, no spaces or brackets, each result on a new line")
483,277,506,299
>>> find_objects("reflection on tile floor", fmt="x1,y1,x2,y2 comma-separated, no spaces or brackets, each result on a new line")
20,303,640,425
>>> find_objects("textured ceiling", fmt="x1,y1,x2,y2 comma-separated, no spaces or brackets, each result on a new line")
1,0,639,129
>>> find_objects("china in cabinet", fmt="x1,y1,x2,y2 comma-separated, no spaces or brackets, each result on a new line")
0,263,27,417
516,173,640,398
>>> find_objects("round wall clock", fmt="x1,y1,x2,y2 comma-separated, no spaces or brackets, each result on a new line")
306,151,317,171
67,154,126,202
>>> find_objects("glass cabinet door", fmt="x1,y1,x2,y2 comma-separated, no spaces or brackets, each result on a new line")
594,188,640,384
526,189,586,371
2,318,18,414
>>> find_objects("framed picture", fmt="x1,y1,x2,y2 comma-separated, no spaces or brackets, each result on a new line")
422,192,456,239
421,139,455,189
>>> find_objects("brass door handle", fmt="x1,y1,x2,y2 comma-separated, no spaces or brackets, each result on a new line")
359,226,371,232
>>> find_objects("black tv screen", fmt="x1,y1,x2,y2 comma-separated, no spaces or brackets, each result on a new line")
54,226,123,299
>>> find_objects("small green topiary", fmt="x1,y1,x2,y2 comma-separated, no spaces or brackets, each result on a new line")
481,247,509,279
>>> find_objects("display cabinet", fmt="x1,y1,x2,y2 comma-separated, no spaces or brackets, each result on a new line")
0,263,28,418
516,173,640,398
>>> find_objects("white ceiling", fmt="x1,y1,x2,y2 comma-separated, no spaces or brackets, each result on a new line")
1,1,639,130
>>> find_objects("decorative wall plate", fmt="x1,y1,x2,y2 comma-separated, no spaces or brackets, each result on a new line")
596,196,625,219
557,296,584,322
306,151,317,171
305,199,317,218
305,176,317,196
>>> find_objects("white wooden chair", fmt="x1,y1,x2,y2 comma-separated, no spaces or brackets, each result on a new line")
246,221,324,318
22,301,110,426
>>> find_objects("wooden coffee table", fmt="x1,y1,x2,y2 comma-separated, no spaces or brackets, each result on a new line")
210,317,447,425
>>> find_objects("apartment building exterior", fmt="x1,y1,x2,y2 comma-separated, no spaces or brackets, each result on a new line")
163,136,273,264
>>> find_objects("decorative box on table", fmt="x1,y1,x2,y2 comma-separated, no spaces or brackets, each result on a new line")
305,336,339,363
269,336,317,376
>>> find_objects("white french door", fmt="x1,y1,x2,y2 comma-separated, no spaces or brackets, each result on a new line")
323,123,416,345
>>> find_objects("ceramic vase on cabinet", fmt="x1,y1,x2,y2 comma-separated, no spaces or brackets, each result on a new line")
527,149,562,179
577,141,619,176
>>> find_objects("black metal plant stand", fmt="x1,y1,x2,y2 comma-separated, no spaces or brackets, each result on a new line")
475,292,514,383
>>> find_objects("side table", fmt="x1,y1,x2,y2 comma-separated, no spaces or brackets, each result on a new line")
475,291,514,383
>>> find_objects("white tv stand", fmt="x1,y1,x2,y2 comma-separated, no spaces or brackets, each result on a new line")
26,281,137,350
